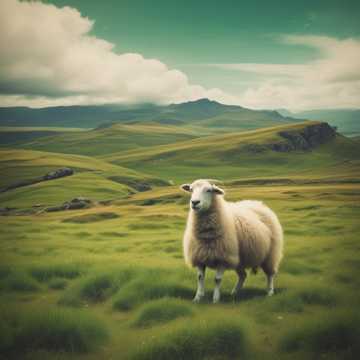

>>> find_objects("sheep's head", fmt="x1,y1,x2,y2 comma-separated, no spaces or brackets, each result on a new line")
180,179,224,213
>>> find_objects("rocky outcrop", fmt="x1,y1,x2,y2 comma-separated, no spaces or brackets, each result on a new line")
243,122,336,154
45,197,92,212
0,167,74,193
277,122,336,152
43,167,73,180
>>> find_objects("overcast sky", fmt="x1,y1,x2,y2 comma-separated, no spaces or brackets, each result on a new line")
0,0,359,110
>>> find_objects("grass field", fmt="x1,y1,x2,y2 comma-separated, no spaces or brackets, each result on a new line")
0,121,359,359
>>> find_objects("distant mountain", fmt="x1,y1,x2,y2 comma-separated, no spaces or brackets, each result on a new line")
277,108,360,136
0,98,299,130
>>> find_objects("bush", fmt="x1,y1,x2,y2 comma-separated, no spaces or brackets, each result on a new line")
130,319,249,360
132,298,193,327
0,307,108,355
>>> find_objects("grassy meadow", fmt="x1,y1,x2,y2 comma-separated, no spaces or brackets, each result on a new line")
0,121,360,359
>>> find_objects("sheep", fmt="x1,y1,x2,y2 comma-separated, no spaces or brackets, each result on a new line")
180,179,283,303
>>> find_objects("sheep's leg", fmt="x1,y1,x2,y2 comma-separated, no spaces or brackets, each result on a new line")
266,274,275,296
231,268,247,296
193,266,206,303
213,268,225,304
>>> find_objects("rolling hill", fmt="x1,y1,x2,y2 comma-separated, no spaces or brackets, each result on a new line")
0,148,169,208
0,98,298,130
102,121,360,182
4,123,203,156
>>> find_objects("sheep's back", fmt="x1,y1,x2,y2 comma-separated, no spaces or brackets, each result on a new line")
229,201,273,268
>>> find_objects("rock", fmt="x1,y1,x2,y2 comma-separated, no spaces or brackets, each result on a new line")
45,197,92,212
43,167,74,180
276,122,336,152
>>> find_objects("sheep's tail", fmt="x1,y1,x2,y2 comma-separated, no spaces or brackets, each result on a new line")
251,267,258,274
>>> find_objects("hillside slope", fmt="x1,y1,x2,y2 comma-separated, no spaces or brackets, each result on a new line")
0,149,168,207
9,123,202,156
103,121,360,182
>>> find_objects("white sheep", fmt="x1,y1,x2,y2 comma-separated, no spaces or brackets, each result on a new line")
181,179,283,303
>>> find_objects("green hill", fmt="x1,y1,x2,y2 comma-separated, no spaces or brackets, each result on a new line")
102,121,360,182
9,123,202,156
0,149,168,207
0,98,299,130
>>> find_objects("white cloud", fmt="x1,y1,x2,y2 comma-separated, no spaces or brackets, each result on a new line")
209,35,360,111
0,0,232,107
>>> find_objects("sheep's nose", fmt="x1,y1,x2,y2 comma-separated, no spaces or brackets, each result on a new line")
191,200,200,206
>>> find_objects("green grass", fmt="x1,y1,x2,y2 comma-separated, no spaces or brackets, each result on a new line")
0,121,359,359
30,263,84,282
130,318,250,360
0,306,108,355
281,311,360,358
13,123,200,156
0,272,40,292
112,270,193,311
131,298,193,327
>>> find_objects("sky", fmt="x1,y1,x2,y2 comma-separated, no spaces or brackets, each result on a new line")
0,0,359,110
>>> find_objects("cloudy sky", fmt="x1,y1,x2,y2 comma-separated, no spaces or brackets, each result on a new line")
0,0,359,110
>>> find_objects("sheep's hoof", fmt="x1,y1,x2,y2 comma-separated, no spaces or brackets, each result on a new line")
192,295,204,303
267,289,274,296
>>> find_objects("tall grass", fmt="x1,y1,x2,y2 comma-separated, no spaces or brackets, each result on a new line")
30,263,84,282
112,271,193,311
58,268,136,306
130,318,250,360
0,272,40,292
281,311,360,358
0,306,108,356
131,298,193,327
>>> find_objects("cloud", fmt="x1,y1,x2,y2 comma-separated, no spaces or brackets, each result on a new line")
209,35,360,111
0,0,233,107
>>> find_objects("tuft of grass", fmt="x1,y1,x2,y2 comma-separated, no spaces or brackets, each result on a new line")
271,286,339,313
112,272,192,311
130,318,249,360
281,311,360,357
132,298,193,328
59,269,135,306
1,272,40,292
62,212,119,224
30,263,83,282
282,260,321,275
48,278,67,290
0,307,108,355
297,286,339,306
0,265,11,280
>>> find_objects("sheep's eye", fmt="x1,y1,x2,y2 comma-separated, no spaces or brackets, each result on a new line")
206,188,212,193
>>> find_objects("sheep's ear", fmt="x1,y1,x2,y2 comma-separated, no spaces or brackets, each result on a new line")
212,185,224,195
180,184,191,192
